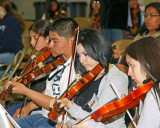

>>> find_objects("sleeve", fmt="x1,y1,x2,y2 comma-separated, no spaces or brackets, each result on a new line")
57,65,76,123
66,69,128,128
137,91,160,128
86,72,128,128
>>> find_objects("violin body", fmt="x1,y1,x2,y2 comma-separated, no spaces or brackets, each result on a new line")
22,56,66,84
23,47,52,74
0,56,66,101
48,63,104,121
90,82,153,122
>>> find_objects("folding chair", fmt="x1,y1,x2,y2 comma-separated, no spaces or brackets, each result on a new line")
112,39,133,63
74,17,90,30
0,49,26,82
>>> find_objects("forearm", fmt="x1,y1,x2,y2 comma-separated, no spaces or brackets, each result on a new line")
25,100,40,112
24,88,53,110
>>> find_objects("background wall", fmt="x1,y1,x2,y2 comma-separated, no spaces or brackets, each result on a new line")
138,0,159,6
10,0,90,21
10,0,160,21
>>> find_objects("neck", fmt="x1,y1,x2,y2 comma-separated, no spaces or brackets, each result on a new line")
95,63,113,81
63,52,72,61
95,68,105,81
108,63,113,70
93,10,99,15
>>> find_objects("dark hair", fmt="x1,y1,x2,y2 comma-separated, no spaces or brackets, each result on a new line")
126,37,160,81
29,20,51,38
126,36,160,108
74,28,112,75
139,2,160,35
0,0,11,12
49,17,78,39
45,0,60,20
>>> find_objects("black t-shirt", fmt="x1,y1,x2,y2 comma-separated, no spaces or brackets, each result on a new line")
74,75,104,112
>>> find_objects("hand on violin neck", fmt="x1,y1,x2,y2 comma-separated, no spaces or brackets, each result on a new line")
49,98,57,109
57,98,73,109
6,81,28,95
13,76,21,81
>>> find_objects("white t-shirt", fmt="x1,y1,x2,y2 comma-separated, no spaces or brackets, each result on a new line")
42,57,76,122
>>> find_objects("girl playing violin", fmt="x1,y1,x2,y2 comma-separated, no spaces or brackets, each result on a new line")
51,28,128,128
126,37,160,128
6,19,53,115
27,19,54,92
89,0,101,30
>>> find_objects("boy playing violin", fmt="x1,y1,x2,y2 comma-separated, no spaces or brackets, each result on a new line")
5,17,78,128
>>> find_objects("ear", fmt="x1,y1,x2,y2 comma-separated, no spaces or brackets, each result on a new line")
45,36,50,42
69,37,74,46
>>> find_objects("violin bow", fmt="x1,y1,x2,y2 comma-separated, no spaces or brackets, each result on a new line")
61,27,79,127
21,31,44,75
18,31,44,118
109,80,137,128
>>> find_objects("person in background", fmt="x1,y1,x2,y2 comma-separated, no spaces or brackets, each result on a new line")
112,2,160,65
133,2,160,41
126,0,141,39
51,28,128,128
0,0,24,65
42,0,67,23
99,0,128,44
89,0,101,30
126,37,160,128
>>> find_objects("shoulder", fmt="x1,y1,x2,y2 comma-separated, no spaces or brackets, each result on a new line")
5,13,16,21
137,88,160,127
5,13,19,25
152,31,160,38
105,65,128,80
100,65,128,93
144,88,160,107
133,33,146,42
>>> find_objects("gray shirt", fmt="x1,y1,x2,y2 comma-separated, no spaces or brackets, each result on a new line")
66,65,128,128
137,88,160,128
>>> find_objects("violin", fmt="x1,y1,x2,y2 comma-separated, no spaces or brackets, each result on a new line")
92,15,100,29
76,82,153,124
0,56,66,101
48,63,104,121
22,47,52,75
130,5,140,35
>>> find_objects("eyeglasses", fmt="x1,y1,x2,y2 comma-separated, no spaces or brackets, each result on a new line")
93,1,100,4
144,14,160,18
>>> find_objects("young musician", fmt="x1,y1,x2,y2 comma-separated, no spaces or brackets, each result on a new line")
6,19,56,117
126,37,160,128
50,28,128,128
6,17,78,128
